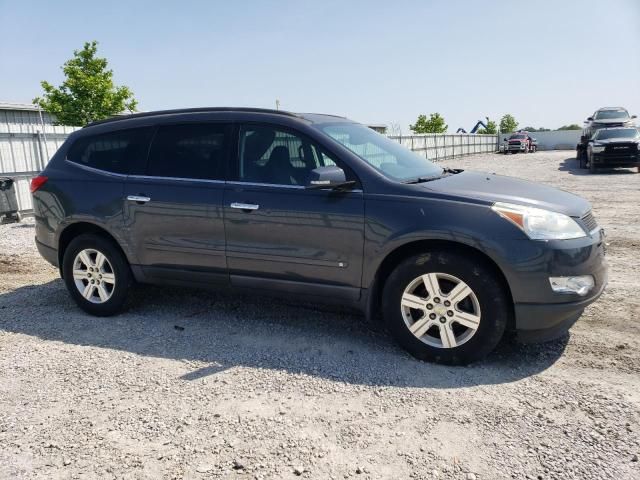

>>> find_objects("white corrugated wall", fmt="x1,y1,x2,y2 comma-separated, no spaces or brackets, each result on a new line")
0,105,79,213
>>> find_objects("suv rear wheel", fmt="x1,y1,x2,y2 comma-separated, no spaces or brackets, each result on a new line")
62,233,132,316
382,250,509,365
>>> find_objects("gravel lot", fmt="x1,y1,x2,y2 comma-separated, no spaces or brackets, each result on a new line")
1,151,638,479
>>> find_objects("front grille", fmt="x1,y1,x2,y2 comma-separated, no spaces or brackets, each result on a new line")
604,143,637,154
595,122,624,128
581,211,598,232
509,141,521,145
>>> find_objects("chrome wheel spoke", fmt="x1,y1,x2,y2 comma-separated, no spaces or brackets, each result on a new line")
72,269,86,281
440,323,457,348
446,282,473,305
421,273,440,300
409,317,434,338
78,250,93,268
101,272,115,284
401,292,427,311
96,284,109,302
95,252,106,270
453,310,480,330
82,283,94,300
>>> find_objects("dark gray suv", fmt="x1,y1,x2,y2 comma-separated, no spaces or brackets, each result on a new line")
31,108,607,364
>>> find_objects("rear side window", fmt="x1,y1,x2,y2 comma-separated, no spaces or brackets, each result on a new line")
67,128,153,174
146,124,228,180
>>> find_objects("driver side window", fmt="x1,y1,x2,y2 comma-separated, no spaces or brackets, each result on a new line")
238,125,338,186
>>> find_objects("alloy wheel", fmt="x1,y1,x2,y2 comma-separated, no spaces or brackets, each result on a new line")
400,272,481,348
72,248,116,304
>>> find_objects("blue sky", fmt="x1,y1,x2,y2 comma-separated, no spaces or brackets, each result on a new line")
1,0,638,132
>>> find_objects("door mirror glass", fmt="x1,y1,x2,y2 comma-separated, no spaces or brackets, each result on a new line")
305,166,354,190
587,117,594,121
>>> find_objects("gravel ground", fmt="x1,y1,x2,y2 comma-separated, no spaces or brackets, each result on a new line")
0,151,638,479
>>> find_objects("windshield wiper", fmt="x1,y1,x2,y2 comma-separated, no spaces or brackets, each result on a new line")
403,168,463,184
403,175,447,184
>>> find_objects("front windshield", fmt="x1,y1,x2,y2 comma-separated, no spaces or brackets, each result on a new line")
319,123,442,181
510,134,527,139
594,128,639,140
594,109,630,120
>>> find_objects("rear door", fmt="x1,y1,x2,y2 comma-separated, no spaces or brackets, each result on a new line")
123,122,231,286
223,124,365,301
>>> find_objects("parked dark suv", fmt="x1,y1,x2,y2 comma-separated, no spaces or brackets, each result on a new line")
581,127,640,173
31,108,608,364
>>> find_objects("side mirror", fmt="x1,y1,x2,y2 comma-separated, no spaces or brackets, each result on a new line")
305,166,355,191
587,117,594,121
632,115,637,119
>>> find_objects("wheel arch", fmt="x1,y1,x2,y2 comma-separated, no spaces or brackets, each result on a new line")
57,222,129,278
366,239,515,329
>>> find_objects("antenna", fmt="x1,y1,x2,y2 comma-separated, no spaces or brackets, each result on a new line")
275,99,280,111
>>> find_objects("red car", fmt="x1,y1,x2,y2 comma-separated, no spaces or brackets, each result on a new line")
503,132,536,154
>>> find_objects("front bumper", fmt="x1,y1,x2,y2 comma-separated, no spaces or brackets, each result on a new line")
507,144,527,152
515,274,606,342
592,152,639,167
497,228,608,342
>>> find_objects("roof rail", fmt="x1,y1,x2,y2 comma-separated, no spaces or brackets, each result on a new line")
85,107,300,128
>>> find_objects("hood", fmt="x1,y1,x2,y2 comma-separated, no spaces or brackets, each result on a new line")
594,137,639,144
420,171,590,217
592,119,634,126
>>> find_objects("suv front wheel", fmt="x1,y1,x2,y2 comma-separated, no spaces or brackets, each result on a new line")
382,250,509,365
62,233,132,316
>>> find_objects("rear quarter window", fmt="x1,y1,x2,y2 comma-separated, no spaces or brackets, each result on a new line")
67,128,153,174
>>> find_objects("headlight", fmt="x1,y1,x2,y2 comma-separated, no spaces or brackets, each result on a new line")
592,144,605,153
492,202,586,240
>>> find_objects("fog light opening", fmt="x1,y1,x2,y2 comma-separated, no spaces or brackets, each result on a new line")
549,276,595,296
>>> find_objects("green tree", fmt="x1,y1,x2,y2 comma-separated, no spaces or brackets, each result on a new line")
410,113,448,134
499,114,518,133
33,41,137,126
477,119,497,134
522,126,551,132
558,124,582,130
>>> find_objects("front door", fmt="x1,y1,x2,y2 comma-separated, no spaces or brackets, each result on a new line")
124,122,230,285
223,124,365,301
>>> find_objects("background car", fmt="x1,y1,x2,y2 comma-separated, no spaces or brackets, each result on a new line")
583,127,640,173
503,132,535,154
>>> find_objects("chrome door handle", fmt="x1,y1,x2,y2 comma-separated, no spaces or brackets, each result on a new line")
127,195,151,203
230,202,259,211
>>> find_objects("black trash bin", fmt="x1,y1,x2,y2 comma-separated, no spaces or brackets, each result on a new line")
0,177,21,224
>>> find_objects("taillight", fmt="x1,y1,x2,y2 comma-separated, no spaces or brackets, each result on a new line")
30,175,48,193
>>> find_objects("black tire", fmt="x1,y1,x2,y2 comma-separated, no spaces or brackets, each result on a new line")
62,233,132,316
382,250,509,365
